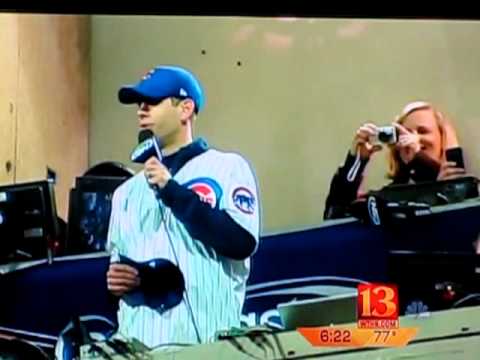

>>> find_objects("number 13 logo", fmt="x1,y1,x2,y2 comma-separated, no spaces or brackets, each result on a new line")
358,283,399,321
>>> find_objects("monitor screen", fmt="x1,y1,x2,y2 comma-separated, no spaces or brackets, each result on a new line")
0,180,59,263
67,176,129,254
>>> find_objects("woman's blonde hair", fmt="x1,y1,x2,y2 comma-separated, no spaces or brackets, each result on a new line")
386,101,452,179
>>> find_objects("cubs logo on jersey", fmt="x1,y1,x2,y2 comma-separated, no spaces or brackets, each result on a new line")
190,183,216,207
184,178,222,209
232,187,256,214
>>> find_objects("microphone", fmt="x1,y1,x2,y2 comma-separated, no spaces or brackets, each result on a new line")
138,128,153,143
131,129,164,198
130,129,163,163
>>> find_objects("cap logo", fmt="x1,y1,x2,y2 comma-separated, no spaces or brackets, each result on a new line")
179,88,188,97
142,69,155,80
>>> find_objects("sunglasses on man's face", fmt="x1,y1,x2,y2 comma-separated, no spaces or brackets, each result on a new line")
137,97,196,112
137,98,166,107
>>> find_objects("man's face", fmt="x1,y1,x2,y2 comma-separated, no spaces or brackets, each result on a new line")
137,98,182,141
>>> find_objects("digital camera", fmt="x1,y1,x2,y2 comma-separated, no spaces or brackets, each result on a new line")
372,126,398,145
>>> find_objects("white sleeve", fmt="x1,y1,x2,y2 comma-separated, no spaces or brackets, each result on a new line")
106,188,124,263
221,154,260,244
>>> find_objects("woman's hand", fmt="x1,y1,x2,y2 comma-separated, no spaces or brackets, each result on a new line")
350,123,383,159
394,123,421,164
437,161,466,180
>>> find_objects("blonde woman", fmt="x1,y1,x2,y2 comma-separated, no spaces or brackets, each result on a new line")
324,101,466,219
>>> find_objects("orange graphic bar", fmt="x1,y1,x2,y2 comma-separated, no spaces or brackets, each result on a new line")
298,327,419,348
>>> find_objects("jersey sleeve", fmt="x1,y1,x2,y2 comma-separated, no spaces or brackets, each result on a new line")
220,154,261,244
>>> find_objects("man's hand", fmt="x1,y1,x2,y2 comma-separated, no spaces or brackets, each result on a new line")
144,156,172,189
107,263,140,297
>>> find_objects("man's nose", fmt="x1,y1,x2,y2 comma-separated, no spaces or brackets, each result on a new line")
137,103,149,116
139,102,149,110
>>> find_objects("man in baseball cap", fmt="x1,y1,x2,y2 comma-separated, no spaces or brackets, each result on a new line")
118,65,205,113
106,64,260,348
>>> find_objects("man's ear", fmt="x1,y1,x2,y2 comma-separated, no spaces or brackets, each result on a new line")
180,99,195,120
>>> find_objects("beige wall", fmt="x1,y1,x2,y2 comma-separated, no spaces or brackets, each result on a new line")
90,16,480,235
0,14,90,218
0,15,18,185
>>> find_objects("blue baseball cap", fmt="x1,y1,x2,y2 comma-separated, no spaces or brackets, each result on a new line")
118,65,205,113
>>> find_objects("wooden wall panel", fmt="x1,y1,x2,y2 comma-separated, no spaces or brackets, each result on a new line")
15,14,90,219
0,14,18,185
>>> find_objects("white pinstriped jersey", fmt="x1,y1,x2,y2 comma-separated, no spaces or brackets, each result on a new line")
106,148,260,348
